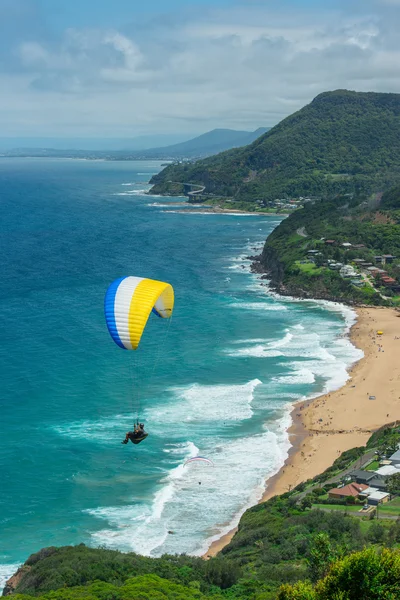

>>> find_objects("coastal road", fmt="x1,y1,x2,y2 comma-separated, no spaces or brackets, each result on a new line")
296,226,308,237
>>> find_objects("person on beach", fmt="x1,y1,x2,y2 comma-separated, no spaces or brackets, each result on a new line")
122,422,148,445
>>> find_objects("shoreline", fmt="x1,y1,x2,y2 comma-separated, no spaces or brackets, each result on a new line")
150,200,288,216
205,305,400,557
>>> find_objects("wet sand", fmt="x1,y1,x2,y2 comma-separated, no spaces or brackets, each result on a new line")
205,306,400,557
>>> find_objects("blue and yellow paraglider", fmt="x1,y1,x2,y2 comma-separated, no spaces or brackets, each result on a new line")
105,276,174,445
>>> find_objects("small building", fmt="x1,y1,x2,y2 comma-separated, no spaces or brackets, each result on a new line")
389,449,400,465
340,266,357,278
383,255,396,264
353,244,365,249
374,256,384,263
349,474,386,491
351,279,365,287
328,482,368,500
342,242,352,248
353,259,365,264
307,250,320,255
383,278,397,286
367,491,390,505
360,262,373,267
367,477,388,491
376,465,400,476
325,240,336,245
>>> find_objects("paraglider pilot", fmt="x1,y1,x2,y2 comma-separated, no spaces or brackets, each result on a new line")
122,422,148,445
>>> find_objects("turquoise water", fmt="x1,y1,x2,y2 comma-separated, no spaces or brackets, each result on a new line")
0,159,362,584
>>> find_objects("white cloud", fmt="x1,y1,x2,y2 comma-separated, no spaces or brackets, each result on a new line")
0,2,399,136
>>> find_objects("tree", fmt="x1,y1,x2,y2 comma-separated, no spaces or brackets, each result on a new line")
387,473,400,496
307,533,336,584
300,496,313,511
278,581,316,599
279,548,400,600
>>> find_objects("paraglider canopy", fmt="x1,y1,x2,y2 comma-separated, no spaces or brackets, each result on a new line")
104,276,174,350
184,456,214,467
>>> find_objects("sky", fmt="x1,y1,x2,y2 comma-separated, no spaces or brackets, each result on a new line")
1,0,400,138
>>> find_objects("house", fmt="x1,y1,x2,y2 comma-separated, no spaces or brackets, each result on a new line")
325,240,335,245
367,491,390,505
307,250,320,255
389,449,400,465
382,277,397,287
366,477,388,491
360,262,373,267
351,470,376,484
383,255,396,264
340,266,357,278
353,244,365,249
350,470,388,488
353,258,365,264
375,465,400,476
328,482,368,500
351,279,365,288
342,242,352,248
374,256,384,263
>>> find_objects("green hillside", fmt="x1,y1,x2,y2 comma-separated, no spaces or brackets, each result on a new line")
5,426,400,600
257,186,400,306
149,90,400,202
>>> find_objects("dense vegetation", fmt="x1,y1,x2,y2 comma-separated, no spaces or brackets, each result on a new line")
149,90,400,202
259,186,400,305
5,426,400,600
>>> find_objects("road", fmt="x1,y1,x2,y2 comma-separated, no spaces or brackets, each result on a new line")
296,226,308,237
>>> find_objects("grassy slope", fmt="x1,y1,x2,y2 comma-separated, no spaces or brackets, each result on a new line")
149,90,400,202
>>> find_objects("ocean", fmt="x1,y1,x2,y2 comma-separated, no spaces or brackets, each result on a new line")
0,158,362,585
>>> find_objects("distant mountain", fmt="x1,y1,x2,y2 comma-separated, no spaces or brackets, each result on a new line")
142,127,269,158
150,90,400,201
0,129,268,159
0,135,194,152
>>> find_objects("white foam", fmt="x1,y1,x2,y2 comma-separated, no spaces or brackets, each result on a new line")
274,367,316,385
121,183,135,186
87,441,199,555
225,345,284,358
0,564,21,591
86,411,291,557
230,302,287,311
53,414,132,443
146,379,262,424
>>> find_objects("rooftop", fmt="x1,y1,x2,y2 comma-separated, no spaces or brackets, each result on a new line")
329,482,368,497
368,491,390,501
389,449,400,461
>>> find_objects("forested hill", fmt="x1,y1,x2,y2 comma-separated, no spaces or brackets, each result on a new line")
149,90,400,202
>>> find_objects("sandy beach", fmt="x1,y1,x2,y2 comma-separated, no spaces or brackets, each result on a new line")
205,306,400,557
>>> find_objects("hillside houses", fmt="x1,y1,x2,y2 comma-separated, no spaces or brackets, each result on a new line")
303,238,399,292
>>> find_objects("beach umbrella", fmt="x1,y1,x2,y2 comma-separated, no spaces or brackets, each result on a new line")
377,330,383,335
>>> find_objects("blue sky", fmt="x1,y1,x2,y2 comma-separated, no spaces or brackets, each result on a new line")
0,0,399,138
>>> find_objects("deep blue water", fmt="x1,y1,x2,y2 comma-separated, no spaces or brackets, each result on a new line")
0,159,362,583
